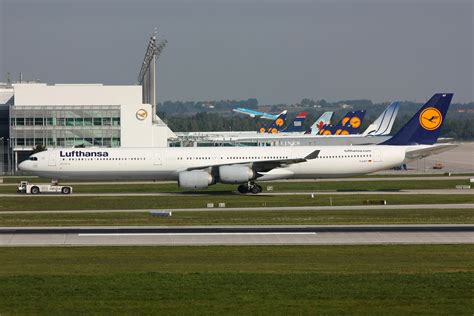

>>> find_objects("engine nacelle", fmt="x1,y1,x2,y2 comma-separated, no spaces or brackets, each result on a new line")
178,170,214,190
219,165,256,184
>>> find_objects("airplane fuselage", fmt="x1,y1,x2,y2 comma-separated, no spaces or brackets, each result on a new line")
20,145,407,181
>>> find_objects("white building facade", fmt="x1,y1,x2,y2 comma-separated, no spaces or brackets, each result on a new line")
7,83,176,171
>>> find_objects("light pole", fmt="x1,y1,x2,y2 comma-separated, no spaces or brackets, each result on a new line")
7,138,11,175
0,137,4,175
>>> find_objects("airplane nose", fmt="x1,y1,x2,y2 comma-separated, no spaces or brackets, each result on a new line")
18,160,30,171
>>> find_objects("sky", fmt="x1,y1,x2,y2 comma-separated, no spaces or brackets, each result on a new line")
0,0,472,104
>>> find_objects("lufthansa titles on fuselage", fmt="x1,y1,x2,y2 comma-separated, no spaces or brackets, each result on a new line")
59,151,109,158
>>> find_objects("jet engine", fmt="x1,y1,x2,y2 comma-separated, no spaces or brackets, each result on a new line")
178,170,214,190
219,165,256,184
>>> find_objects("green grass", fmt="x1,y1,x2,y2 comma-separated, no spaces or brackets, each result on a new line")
1,194,474,212
0,209,473,226
0,179,472,194
0,245,472,314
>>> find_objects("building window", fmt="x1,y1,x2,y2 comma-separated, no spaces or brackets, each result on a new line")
25,138,34,146
93,118,102,126
57,118,66,126
112,117,120,126
25,118,34,126
66,118,75,126
57,138,65,146
103,138,111,147
103,117,111,126
75,118,84,126
112,138,120,147
10,118,15,126
65,138,74,146
93,138,103,146
84,118,93,126
46,118,54,125
16,138,25,146
34,118,44,126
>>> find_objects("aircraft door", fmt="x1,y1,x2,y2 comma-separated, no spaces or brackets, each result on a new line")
153,153,162,166
48,153,57,166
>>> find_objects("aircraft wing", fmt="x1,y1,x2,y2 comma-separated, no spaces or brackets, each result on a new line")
404,144,458,160
185,149,320,173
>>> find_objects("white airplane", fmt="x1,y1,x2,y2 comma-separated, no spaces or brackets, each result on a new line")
19,94,455,194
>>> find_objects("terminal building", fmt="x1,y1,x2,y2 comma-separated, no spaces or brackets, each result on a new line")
1,82,176,173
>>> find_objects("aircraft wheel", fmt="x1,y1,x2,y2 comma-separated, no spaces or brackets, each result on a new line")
251,185,260,194
237,185,248,194
61,187,71,195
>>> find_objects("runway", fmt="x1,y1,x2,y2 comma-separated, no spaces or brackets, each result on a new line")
1,203,473,214
0,188,473,198
1,225,473,246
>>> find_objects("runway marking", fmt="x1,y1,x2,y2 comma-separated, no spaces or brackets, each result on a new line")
78,232,317,237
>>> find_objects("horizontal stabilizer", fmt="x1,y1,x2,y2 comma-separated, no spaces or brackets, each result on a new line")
405,144,458,160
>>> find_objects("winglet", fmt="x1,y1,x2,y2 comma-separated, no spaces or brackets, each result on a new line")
305,150,320,160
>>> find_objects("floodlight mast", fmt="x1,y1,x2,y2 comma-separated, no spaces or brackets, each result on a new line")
138,29,167,122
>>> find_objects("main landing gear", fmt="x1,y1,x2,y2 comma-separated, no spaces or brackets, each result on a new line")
237,182,263,194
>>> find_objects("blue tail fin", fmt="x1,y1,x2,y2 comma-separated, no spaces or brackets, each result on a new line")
258,110,287,133
318,110,366,135
382,93,453,145
282,111,308,132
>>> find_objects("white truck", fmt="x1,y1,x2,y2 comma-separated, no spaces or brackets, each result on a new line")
17,181,73,194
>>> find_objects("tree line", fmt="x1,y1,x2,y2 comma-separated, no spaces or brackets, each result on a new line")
160,111,474,140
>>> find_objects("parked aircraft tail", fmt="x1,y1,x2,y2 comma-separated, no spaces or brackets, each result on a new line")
382,93,453,145
318,110,366,135
305,111,334,135
282,112,308,133
258,110,288,134
361,101,400,136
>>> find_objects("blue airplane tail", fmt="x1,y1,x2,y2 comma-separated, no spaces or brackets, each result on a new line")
258,110,287,133
382,93,453,145
319,110,366,135
282,111,308,132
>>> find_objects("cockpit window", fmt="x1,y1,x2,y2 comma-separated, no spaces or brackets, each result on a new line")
29,157,38,161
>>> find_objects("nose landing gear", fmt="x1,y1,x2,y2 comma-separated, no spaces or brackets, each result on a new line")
237,182,263,194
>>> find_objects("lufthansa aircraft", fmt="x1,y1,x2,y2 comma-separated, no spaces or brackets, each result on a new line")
19,94,455,194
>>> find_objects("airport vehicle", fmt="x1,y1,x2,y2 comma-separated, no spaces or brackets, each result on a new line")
17,181,72,194
18,94,455,193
